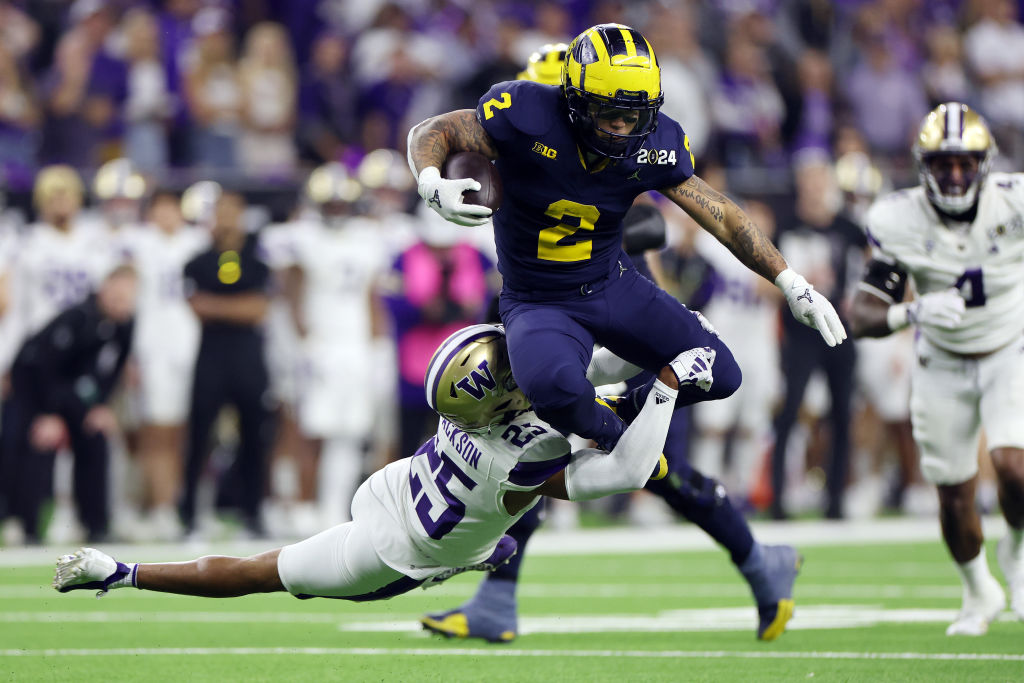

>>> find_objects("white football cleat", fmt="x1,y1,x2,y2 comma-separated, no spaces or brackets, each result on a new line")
997,536,1024,620
945,574,1005,636
53,547,130,596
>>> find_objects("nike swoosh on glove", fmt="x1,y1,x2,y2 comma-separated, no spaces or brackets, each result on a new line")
417,167,492,227
776,268,848,347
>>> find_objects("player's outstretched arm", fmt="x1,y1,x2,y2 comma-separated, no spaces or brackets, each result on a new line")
850,287,965,338
407,110,500,227
660,175,847,347
503,366,679,515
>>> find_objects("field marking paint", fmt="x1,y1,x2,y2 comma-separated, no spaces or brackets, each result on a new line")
3,606,1015,632
0,517,1009,567
2,647,1023,662
342,605,1022,635
0,583,965,600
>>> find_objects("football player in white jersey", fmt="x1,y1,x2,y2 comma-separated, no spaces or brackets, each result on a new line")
850,102,1024,635
120,189,208,539
53,325,702,605
3,166,116,368
286,163,394,529
689,199,781,502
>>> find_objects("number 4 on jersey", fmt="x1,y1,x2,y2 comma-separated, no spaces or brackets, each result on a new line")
954,268,986,307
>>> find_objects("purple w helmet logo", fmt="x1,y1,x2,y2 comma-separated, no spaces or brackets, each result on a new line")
455,360,497,400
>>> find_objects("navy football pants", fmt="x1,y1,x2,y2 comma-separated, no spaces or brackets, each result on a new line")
499,265,741,445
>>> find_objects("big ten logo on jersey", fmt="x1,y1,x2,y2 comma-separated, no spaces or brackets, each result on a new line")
43,268,91,306
532,142,557,160
501,421,548,448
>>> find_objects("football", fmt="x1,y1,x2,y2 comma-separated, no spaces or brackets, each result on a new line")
442,151,503,212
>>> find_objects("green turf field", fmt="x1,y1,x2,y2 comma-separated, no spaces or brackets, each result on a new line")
2,531,1022,682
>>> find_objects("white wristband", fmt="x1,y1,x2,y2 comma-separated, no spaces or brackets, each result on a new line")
886,303,910,331
774,267,798,291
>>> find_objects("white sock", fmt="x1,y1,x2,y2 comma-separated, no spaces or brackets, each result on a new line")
109,563,139,589
955,551,995,596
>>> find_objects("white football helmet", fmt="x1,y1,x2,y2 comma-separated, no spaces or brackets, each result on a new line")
913,102,997,216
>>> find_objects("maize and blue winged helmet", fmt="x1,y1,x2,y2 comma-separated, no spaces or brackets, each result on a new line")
563,23,663,159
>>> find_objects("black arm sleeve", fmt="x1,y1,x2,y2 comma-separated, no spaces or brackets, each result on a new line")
858,258,908,304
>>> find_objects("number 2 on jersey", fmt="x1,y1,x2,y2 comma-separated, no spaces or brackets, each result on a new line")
537,199,601,262
482,92,511,120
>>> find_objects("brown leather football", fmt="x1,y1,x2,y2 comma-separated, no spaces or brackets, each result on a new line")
442,151,503,211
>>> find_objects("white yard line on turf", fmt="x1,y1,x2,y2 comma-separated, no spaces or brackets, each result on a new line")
0,516,1010,567
1,606,1015,631
0,582,965,601
2,647,1023,662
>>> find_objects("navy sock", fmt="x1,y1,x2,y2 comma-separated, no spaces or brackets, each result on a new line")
645,468,754,566
490,500,543,581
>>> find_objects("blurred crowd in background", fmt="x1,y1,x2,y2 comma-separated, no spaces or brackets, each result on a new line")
1,0,1022,545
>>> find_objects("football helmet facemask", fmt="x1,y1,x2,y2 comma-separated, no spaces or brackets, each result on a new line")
563,23,663,159
518,43,569,86
913,102,997,216
424,324,530,432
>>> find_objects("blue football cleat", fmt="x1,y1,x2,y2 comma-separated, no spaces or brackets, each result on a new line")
420,606,517,643
755,545,803,640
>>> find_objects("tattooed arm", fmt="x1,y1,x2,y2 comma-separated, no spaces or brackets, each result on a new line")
406,110,500,227
660,175,786,282
407,110,499,175
662,175,848,346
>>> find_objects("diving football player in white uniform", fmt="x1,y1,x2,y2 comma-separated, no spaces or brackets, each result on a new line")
53,325,707,603
850,102,1024,635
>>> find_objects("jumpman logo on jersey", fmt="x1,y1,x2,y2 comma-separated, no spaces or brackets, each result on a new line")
627,170,641,181
428,190,442,208
796,288,813,304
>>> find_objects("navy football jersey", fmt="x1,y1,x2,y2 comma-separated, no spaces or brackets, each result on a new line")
476,80,694,292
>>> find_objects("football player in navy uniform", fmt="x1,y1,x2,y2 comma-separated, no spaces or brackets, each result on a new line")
408,25,848,641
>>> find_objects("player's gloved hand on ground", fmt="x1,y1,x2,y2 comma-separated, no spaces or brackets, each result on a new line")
417,167,492,227
886,288,966,331
775,268,848,347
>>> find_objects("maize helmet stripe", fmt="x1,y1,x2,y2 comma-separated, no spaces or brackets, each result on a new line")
424,324,502,412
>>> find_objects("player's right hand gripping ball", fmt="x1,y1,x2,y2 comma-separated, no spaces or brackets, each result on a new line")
416,152,501,228
443,152,503,212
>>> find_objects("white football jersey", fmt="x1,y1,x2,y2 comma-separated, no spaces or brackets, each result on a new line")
695,230,778,352
6,220,117,346
281,216,390,341
121,224,209,359
353,411,569,579
865,172,1024,354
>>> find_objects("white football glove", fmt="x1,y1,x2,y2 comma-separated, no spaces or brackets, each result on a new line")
669,346,716,392
887,289,965,331
776,268,848,347
416,166,492,227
